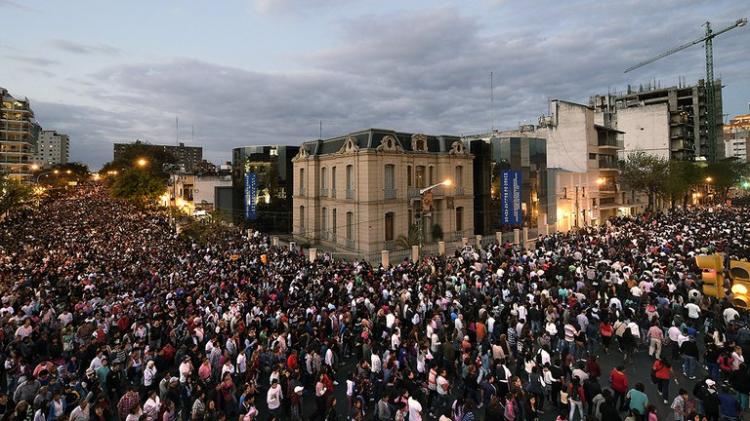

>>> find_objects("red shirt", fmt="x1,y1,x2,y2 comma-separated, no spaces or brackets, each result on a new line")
652,360,671,380
287,354,298,371
610,368,628,393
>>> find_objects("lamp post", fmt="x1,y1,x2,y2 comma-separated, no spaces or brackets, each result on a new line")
416,179,452,249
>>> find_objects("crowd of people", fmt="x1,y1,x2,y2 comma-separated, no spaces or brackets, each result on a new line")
0,183,749,421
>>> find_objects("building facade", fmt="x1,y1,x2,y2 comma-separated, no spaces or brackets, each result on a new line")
0,88,38,180
167,174,232,214
114,141,202,172
541,100,634,229
723,114,750,163
34,130,70,167
292,129,474,255
464,130,548,235
590,79,723,161
232,145,298,233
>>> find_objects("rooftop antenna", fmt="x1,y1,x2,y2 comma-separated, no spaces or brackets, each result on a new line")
490,71,494,132
175,117,179,145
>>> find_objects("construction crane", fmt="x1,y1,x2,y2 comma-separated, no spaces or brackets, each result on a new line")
625,17,747,163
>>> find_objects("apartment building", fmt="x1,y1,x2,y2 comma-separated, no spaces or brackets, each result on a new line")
0,88,38,180
34,130,70,167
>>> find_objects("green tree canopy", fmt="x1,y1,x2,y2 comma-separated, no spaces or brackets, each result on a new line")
662,160,702,209
110,168,166,203
0,174,31,216
619,150,669,211
101,140,176,179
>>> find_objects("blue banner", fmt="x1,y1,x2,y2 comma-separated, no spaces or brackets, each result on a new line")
501,170,522,225
244,172,257,220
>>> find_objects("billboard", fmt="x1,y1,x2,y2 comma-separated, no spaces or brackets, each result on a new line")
244,172,257,220
501,170,522,225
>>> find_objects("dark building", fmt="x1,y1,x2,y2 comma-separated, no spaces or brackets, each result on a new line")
465,132,548,235
232,145,299,233
113,141,203,172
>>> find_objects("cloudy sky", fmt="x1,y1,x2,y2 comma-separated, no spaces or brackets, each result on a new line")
2,0,748,169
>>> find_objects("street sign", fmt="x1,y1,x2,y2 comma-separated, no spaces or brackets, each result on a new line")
501,170,522,225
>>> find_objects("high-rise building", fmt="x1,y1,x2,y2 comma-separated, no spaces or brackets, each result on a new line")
232,145,299,233
34,130,70,167
590,79,723,161
113,141,202,172
723,114,750,163
292,129,474,256
0,88,38,180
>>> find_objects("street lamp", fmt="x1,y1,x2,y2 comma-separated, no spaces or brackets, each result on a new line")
416,179,452,249
705,177,713,183
136,158,148,168
30,164,40,171
596,177,606,186
65,169,72,175
53,169,59,175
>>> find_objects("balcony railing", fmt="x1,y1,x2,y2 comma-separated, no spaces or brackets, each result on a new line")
384,188,396,200
319,188,328,197
408,186,445,199
346,189,355,200
346,238,355,249
298,188,305,197
454,186,465,196
331,189,336,199
320,231,329,241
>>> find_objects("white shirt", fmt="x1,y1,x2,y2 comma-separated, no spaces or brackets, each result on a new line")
408,396,423,421
685,303,701,319
437,375,449,395
143,397,160,421
371,354,381,373
266,385,282,410
236,353,247,373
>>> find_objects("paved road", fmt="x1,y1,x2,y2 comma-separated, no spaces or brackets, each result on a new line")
251,340,746,421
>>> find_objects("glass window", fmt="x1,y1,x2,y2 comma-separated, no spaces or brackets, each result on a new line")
299,168,305,194
456,206,464,232
332,209,337,235
346,212,354,240
455,166,463,187
407,166,412,187
300,206,305,229
321,167,327,189
346,165,354,190
384,164,395,190
416,166,426,188
321,207,327,233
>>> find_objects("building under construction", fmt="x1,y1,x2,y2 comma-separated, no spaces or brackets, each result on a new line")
590,79,723,161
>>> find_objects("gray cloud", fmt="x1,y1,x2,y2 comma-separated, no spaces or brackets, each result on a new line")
30,1,750,168
251,0,350,14
0,0,37,11
51,39,122,55
6,55,59,66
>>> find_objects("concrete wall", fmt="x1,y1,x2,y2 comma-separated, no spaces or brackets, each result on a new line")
546,101,594,172
616,104,670,160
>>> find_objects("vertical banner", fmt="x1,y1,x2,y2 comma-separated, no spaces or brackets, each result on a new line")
245,172,257,221
501,170,522,225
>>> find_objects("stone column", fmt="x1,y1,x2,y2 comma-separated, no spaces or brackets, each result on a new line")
308,248,317,262
438,241,446,256
271,236,279,247
522,227,529,244
495,231,502,244
513,229,520,245
475,235,482,248
381,250,389,267
411,245,420,262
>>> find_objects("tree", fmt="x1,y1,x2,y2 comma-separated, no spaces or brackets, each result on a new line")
0,174,31,216
619,151,669,211
395,224,420,249
705,159,750,202
101,140,176,180
110,168,165,203
662,160,702,209
431,223,444,241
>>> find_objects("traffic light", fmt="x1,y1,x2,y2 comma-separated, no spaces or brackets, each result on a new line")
729,260,750,309
695,254,724,298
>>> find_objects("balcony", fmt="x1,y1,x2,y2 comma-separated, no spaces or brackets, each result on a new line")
598,159,618,170
408,186,445,199
599,183,618,194
319,188,328,197
331,189,337,199
346,238,355,249
298,188,305,197
454,186,465,196
383,188,397,200
346,189,355,200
